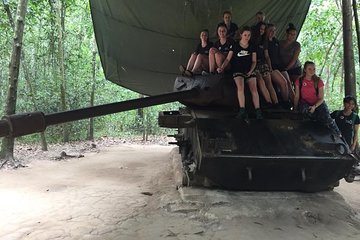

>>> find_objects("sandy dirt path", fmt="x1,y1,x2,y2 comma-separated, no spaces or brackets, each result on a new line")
0,144,359,240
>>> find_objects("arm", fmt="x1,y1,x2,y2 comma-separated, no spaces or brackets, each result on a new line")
308,87,324,113
285,43,300,70
351,124,359,152
218,51,233,73
294,84,300,111
247,52,257,76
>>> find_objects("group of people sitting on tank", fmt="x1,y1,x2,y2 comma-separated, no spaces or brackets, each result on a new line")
178,11,303,120
178,11,360,148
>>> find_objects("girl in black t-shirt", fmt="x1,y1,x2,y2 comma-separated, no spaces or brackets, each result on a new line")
331,96,360,152
208,24,235,74
231,26,262,119
179,29,213,76
264,24,291,103
253,22,278,106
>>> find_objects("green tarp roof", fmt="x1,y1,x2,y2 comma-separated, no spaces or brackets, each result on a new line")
90,0,311,96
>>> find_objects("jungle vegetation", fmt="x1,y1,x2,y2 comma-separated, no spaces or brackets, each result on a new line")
0,0,358,150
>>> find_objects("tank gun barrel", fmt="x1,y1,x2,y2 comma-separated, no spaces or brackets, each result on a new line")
0,88,200,138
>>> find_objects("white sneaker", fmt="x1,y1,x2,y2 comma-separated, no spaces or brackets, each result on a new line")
201,70,209,76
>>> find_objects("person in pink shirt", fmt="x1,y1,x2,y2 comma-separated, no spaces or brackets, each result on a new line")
294,61,341,136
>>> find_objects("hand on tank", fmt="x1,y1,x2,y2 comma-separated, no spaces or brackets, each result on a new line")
217,67,224,73
351,143,356,152
308,105,316,113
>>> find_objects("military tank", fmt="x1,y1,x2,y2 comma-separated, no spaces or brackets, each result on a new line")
0,0,357,191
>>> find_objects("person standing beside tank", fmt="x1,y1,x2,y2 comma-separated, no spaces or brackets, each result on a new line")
208,24,235,74
231,26,262,120
331,96,360,152
217,10,239,40
279,23,302,99
179,29,213,76
294,61,341,136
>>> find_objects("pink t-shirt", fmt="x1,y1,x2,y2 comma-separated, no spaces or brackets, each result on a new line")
295,78,324,105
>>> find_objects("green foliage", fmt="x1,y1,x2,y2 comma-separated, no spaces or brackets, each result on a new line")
298,0,359,111
0,0,359,144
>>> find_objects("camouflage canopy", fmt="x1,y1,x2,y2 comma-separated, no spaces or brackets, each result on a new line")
90,0,311,95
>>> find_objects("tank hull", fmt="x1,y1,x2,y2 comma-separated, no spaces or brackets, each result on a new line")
160,109,356,192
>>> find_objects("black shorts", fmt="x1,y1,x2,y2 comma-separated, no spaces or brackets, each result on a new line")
233,72,256,82
272,64,283,71
287,66,302,76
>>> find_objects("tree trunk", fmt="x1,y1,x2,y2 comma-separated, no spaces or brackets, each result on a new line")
21,53,48,151
0,0,29,167
4,1,48,151
2,0,15,29
136,94,147,141
87,44,97,141
319,27,341,77
353,0,360,68
342,0,357,97
49,0,69,142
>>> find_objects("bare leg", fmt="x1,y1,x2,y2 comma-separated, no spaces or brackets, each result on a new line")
192,54,208,74
282,71,295,102
208,48,217,73
271,70,288,101
263,72,278,104
234,76,245,107
200,54,209,72
214,52,226,71
247,77,260,109
256,73,272,104
289,74,301,84
186,53,197,71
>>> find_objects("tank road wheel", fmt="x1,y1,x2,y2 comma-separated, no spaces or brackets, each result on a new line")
180,144,196,187
182,168,190,186
327,180,340,191
345,173,355,183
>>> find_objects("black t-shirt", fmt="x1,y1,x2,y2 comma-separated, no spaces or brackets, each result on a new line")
331,110,360,145
214,38,235,54
217,22,239,39
266,38,281,68
194,41,213,55
256,40,267,64
231,43,255,73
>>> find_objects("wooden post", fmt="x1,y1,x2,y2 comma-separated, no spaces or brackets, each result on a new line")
342,0,357,97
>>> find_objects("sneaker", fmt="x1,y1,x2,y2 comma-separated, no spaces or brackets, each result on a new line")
179,65,186,74
201,70,209,76
255,108,263,120
184,70,193,77
235,108,248,120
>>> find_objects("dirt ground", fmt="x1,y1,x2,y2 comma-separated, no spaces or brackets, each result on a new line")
0,138,359,240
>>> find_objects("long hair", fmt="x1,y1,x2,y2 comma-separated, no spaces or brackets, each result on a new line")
253,21,266,45
216,23,227,38
239,26,251,41
200,29,209,43
299,61,320,95
286,23,297,33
